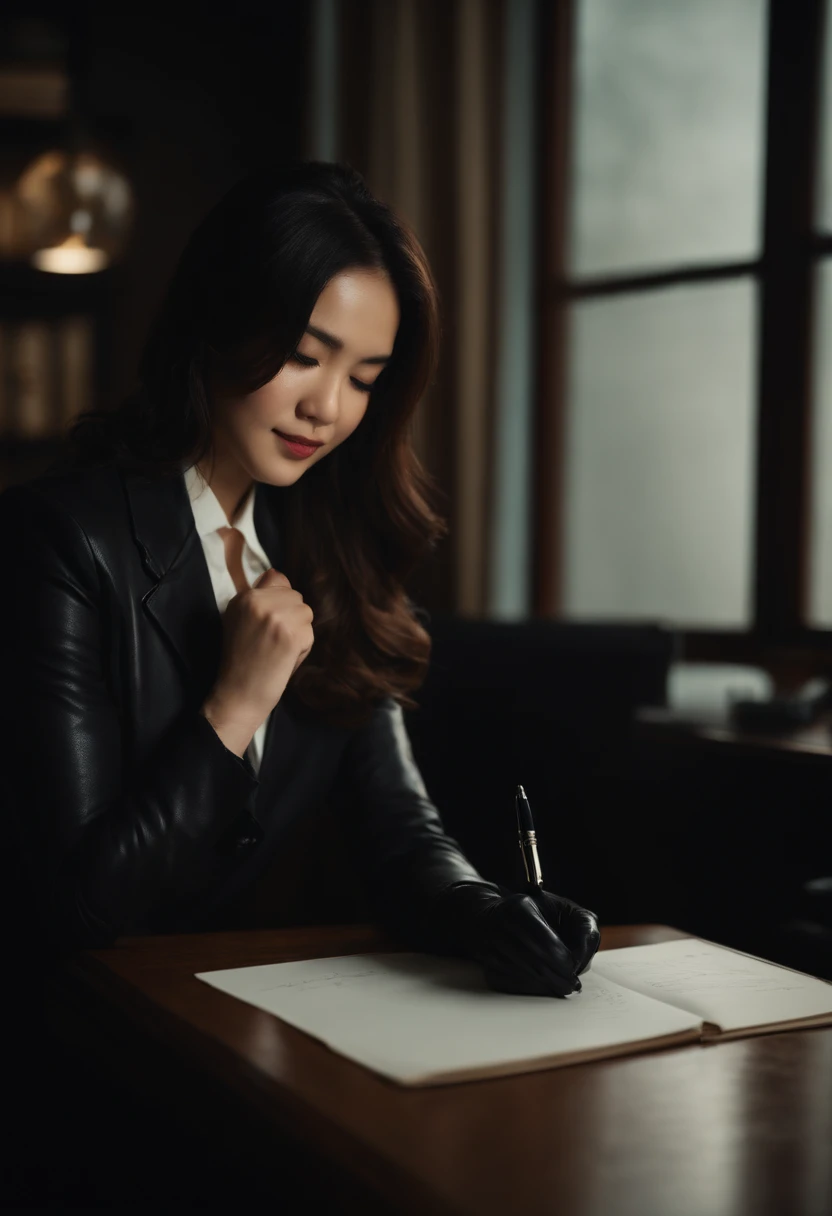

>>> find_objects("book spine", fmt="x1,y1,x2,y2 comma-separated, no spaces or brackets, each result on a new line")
0,321,6,435
13,321,54,438
58,315,94,429
0,190,17,259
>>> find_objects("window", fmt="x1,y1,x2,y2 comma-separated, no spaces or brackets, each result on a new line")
536,0,829,670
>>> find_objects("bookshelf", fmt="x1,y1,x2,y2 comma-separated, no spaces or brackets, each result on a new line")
0,58,128,492
0,258,115,490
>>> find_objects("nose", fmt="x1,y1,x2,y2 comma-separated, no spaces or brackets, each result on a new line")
298,369,342,427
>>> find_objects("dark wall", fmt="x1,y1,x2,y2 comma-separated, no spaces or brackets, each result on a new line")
83,3,311,408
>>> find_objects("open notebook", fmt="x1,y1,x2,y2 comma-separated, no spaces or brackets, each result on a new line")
195,937,832,1087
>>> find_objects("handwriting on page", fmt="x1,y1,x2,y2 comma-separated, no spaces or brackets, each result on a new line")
255,960,640,1031
590,938,832,1032
196,952,710,1083
619,954,805,994
260,967,382,993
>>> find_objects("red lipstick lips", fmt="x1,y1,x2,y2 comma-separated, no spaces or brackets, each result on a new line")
274,430,323,459
275,430,323,447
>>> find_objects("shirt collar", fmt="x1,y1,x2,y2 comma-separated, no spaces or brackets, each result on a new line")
182,465,271,567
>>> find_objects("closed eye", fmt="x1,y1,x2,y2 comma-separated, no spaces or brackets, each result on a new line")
290,352,376,394
290,352,318,367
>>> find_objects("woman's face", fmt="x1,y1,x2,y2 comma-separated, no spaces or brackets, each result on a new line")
210,268,400,489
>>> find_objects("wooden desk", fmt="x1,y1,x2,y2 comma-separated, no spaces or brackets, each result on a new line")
50,923,832,1216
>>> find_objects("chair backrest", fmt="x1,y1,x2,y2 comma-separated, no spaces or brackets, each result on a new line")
403,617,676,903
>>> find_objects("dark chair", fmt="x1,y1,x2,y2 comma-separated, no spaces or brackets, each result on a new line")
772,877,832,981
403,616,676,915
226,616,676,932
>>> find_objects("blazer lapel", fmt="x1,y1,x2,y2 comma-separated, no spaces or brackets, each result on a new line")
121,466,223,704
121,467,289,776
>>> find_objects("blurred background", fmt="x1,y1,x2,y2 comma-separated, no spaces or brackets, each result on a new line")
2,1,832,970
0,0,826,634
5,4,832,1206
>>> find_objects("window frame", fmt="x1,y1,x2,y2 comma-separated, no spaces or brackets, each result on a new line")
533,0,830,683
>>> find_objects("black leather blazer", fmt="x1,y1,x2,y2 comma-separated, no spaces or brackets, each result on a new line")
0,461,495,950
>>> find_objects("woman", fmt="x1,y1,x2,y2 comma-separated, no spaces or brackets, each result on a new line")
0,161,599,997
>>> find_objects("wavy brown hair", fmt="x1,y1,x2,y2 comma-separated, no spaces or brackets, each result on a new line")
52,161,448,729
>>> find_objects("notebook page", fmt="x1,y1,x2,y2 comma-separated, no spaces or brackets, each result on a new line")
196,952,703,1086
592,938,832,1033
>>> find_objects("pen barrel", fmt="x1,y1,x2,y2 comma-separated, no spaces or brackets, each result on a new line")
518,831,543,888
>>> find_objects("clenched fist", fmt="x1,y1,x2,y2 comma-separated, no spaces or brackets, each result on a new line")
200,567,314,756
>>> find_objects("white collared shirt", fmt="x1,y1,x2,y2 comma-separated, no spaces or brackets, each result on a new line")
183,464,272,773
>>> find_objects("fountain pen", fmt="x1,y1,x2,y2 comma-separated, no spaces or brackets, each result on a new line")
515,784,543,891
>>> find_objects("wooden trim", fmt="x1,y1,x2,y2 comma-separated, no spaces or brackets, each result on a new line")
682,630,832,657
753,0,825,635
336,0,374,172
681,629,832,690
481,0,509,615
454,0,495,614
531,0,574,615
563,258,760,299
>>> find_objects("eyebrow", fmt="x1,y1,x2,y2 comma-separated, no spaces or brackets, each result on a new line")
304,324,392,365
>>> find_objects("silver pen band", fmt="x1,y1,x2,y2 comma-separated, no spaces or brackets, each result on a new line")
519,830,543,888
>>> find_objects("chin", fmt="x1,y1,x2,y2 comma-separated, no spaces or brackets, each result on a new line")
255,465,305,488
248,452,312,488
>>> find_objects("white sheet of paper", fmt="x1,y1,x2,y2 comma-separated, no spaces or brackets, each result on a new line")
592,938,832,1031
196,951,703,1085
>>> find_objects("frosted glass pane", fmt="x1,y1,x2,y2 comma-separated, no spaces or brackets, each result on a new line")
817,4,832,228
568,0,767,277
562,281,756,626
808,264,832,624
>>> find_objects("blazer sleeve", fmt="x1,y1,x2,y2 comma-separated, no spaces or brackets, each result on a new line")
331,695,502,953
0,484,257,950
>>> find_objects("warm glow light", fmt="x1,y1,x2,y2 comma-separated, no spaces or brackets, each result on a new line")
32,233,109,274
17,149,133,271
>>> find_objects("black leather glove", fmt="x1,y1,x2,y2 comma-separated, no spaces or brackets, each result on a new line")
531,889,601,976
437,882,601,998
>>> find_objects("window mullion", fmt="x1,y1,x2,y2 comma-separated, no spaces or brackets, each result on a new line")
753,0,824,640
532,0,575,616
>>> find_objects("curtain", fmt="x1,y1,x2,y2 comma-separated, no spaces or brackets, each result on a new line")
307,0,537,620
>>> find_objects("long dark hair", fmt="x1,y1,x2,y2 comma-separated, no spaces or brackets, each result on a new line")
55,161,447,728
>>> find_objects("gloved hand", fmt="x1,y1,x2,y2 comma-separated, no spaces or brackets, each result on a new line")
531,889,601,976
436,882,601,998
